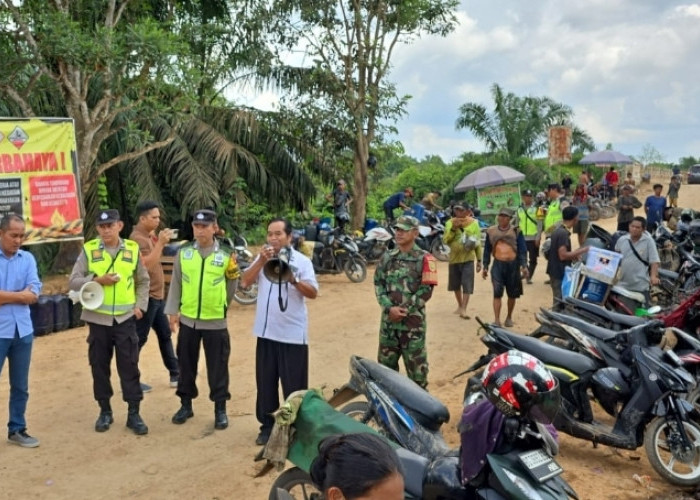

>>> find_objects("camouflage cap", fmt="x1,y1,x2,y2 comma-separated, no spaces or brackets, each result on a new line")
393,215,419,230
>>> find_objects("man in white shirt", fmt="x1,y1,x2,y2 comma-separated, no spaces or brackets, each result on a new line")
240,218,318,445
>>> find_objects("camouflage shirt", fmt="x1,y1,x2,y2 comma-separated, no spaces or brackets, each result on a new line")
374,244,434,328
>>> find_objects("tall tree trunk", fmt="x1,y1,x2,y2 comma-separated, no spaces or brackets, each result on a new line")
352,136,369,231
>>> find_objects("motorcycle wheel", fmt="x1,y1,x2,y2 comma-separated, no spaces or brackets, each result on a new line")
462,372,486,407
589,207,601,221
268,467,320,500
430,238,450,262
232,282,258,305
644,416,700,486
601,206,617,219
343,258,367,283
686,386,700,412
340,401,383,431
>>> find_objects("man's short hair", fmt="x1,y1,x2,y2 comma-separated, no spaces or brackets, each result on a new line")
269,217,293,235
135,200,160,218
653,183,663,189
562,206,579,221
631,216,647,229
0,213,24,231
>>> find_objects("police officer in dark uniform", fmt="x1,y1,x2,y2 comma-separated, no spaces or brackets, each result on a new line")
164,209,239,430
69,209,151,435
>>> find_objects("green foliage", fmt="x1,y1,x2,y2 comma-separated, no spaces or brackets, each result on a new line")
455,83,595,163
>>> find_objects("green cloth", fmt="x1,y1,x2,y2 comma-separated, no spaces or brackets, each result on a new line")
287,391,384,473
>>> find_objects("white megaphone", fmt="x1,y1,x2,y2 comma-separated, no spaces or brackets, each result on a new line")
68,281,104,310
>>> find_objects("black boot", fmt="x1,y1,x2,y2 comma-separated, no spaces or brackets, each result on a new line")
214,401,228,430
126,401,149,435
95,399,113,432
172,398,194,424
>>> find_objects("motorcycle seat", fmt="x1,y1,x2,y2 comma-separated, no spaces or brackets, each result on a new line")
357,357,450,431
492,327,599,375
564,297,646,328
658,268,679,281
396,448,429,498
610,286,646,304
545,309,627,341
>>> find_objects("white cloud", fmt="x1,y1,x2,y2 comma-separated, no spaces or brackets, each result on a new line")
390,0,700,162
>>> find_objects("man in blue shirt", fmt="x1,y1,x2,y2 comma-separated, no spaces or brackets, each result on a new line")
644,184,667,229
0,214,41,448
383,188,413,224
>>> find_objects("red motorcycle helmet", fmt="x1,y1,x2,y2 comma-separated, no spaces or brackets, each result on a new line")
482,350,561,424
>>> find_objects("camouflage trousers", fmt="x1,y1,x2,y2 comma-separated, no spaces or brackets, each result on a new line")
378,323,428,388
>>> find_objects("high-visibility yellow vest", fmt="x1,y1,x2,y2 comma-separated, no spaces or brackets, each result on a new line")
179,244,231,320
544,199,562,232
84,238,139,316
517,205,539,236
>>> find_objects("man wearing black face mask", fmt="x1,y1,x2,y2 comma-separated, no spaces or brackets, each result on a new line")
240,217,318,446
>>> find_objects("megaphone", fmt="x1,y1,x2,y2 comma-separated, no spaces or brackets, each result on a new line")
263,247,294,284
68,281,105,310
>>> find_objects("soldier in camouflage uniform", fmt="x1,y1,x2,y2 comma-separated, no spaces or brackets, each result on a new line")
374,215,438,388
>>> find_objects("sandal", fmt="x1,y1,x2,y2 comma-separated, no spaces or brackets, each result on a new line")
460,313,471,320
504,319,514,327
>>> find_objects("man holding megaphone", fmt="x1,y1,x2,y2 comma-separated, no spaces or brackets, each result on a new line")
69,209,151,435
240,218,318,446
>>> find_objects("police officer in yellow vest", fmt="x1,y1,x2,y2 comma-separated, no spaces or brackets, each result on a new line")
543,183,569,233
164,209,239,430
515,189,542,284
69,209,151,435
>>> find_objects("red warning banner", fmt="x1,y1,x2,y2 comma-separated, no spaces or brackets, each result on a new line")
0,118,84,243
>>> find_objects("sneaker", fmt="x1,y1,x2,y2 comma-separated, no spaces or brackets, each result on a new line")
140,382,152,393
169,376,178,388
8,430,39,448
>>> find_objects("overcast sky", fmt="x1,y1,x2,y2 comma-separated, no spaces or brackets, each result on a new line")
244,1,700,164
389,0,700,164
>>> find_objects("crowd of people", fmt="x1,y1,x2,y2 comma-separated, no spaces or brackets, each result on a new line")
0,168,679,455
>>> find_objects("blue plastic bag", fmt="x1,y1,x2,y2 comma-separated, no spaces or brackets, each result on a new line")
561,263,582,299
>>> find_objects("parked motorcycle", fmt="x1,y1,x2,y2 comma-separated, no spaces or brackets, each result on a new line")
462,318,700,486
270,356,577,499
417,210,449,262
355,225,394,263
296,226,367,282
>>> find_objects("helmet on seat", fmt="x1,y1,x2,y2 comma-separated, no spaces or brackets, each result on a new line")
481,350,561,424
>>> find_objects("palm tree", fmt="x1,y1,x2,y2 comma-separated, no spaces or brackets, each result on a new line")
0,0,325,234
455,83,594,162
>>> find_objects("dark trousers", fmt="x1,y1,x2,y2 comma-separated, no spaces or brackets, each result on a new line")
335,216,348,233
175,323,230,402
87,318,142,402
256,337,308,433
135,297,179,377
550,278,564,310
617,220,630,232
383,204,395,224
525,240,538,279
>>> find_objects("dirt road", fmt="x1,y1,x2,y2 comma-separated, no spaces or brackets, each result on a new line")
0,178,695,499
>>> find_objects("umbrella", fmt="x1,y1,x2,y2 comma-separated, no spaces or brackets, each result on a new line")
454,165,526,192
579,150,633,166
